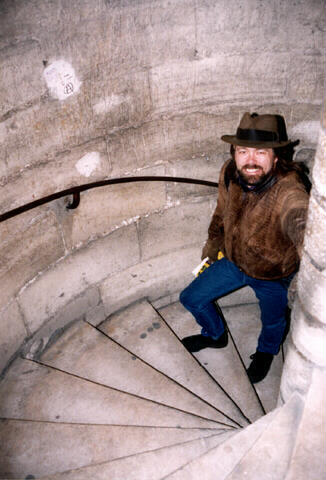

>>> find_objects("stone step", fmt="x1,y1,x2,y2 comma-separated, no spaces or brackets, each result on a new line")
0,420,224,479
224,392,303,479
162,407,278,479
222,304,284,413
99,300,247,427
284,368,326,480
162,393,302,480
35,319,235,427
0,357,227,430
37,432,236,480
160,302,264,423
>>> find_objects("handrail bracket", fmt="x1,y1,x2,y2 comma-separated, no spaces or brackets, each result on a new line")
66,192,80,210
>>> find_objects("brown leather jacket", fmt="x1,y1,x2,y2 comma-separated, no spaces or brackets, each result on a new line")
203,159,309,280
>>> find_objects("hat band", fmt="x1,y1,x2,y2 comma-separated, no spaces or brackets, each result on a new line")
236,128,279,143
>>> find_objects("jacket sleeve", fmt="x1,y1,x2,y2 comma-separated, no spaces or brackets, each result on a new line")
279,183,309,258
201,161,228,261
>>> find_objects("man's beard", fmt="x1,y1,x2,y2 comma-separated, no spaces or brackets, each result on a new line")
237,165,273,186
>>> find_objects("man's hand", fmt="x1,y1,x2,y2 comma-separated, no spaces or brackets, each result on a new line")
201,238,220,262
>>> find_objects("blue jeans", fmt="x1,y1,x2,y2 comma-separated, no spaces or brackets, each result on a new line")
179,257,294,355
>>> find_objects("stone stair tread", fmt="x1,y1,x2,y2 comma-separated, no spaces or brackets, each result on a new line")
37,432,236,480
223,303,284,413
0,357,225,430
99,299,247,427
160,302,264,423
163,393,303,480
224,392,304,479
0,419,224,478
161,407,280,479
285,368,326,480
36,319,234,427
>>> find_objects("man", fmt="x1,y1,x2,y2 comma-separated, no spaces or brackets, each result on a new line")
179,112,310,383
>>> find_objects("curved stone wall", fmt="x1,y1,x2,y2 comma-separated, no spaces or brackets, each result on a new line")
280,105,326,402
0,0,325,373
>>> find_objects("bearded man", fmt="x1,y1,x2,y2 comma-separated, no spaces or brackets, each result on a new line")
179,112,310,383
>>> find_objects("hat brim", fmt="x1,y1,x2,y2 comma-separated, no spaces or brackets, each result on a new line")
221,135,292,149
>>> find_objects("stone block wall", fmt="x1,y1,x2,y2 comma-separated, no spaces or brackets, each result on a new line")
0,0,325,373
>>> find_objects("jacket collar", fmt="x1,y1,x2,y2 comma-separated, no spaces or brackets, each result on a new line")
237,172,278,193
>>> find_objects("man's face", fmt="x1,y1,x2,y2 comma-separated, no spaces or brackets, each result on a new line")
234,146,278,185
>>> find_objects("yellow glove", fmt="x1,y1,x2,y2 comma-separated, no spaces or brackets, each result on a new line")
194,251,224,277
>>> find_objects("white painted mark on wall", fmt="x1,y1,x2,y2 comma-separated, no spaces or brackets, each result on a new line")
93,94,126,114
43,60,81,100
76,152,101,177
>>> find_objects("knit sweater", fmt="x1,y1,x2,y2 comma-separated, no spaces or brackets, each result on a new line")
204,159,309,280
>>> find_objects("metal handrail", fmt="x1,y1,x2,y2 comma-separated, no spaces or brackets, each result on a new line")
0,176,219,223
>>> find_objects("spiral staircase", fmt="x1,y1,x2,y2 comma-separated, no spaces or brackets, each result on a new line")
0,0,325,475
0,292,305,479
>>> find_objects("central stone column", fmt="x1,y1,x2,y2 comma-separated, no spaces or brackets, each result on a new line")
280,105,326,401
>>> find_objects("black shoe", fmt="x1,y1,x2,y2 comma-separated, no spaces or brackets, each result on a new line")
181,331,228,353
246,351,274,384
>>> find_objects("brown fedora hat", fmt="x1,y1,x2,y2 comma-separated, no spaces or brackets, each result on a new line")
221,112,292,148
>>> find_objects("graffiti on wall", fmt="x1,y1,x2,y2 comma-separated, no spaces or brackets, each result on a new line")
43,60,81,100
